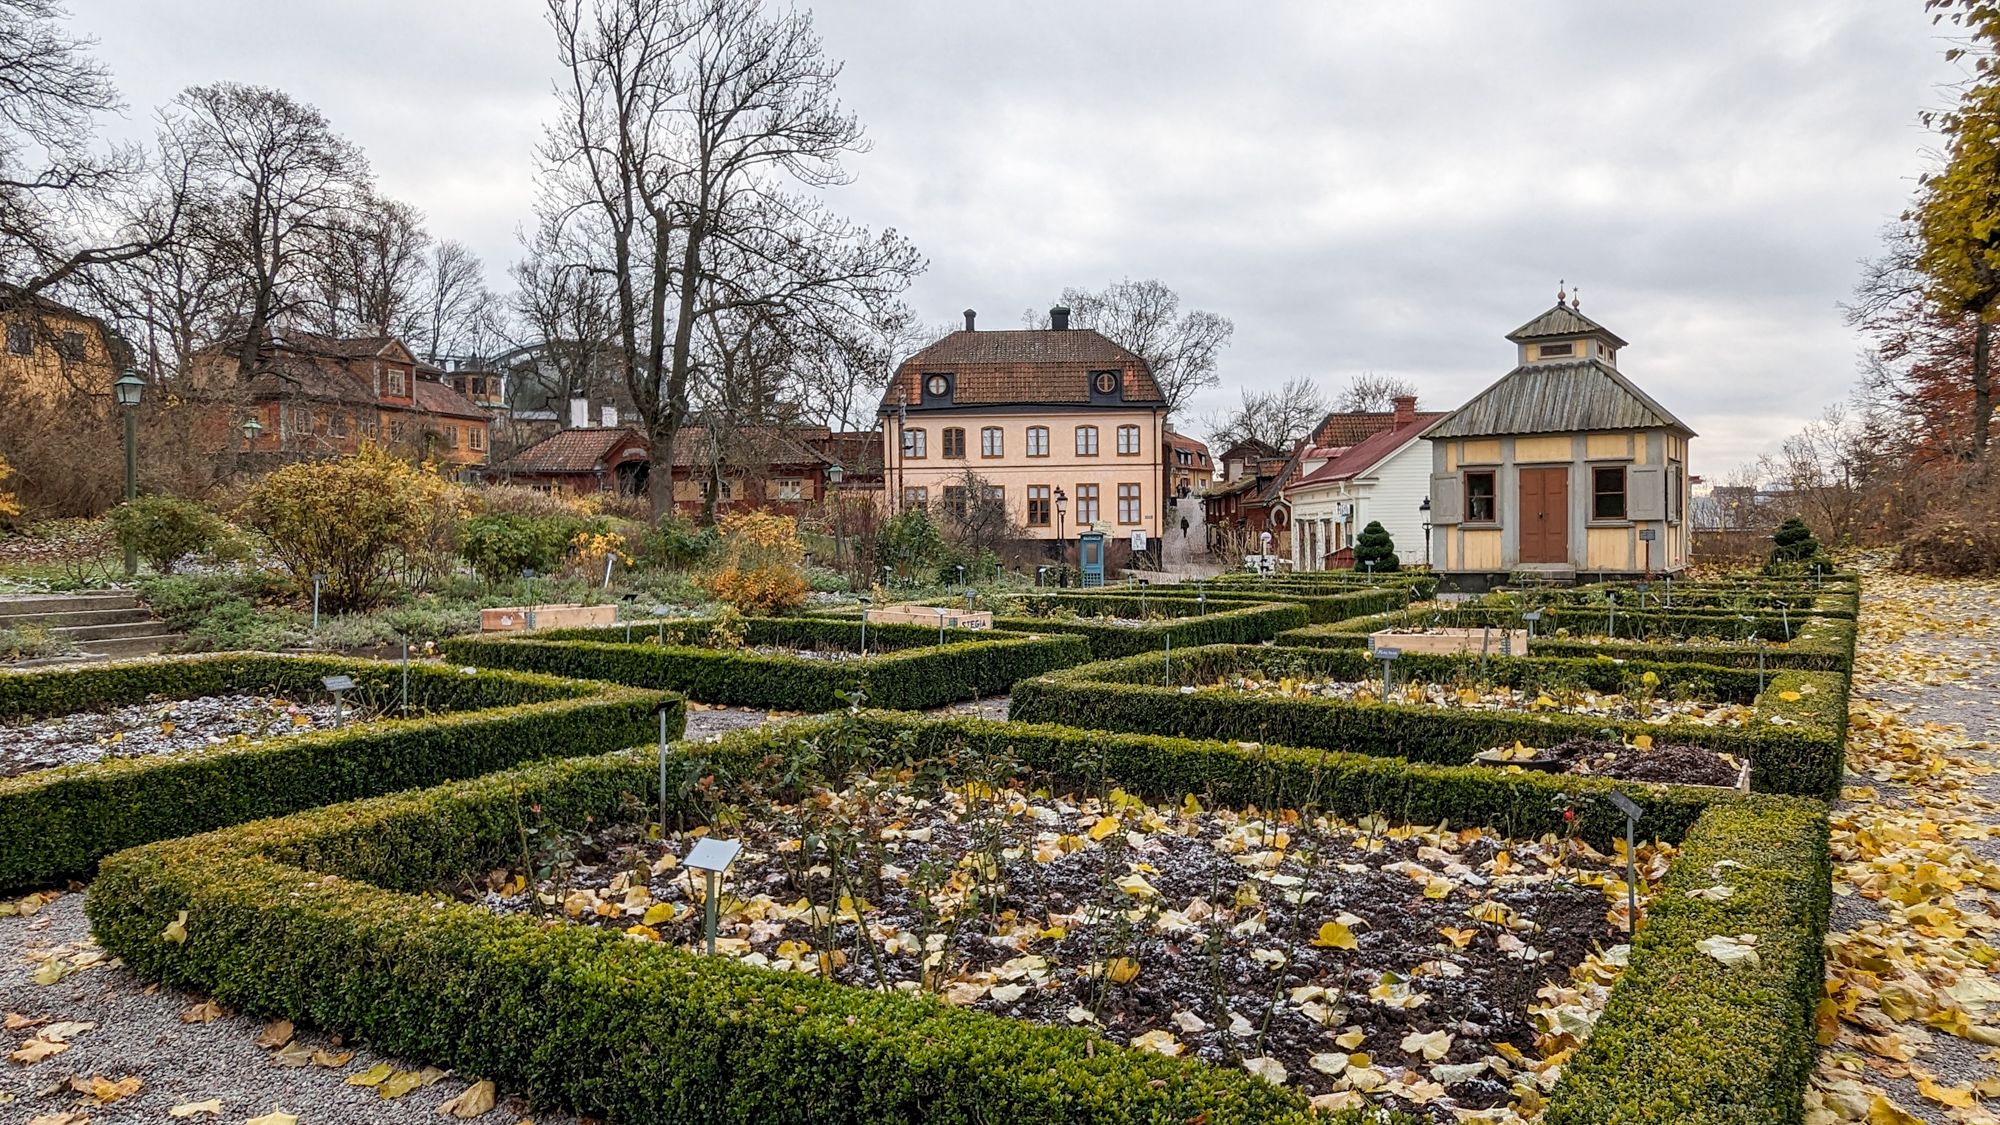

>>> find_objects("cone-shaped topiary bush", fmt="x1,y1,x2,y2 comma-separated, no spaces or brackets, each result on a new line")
1353,520,1400,572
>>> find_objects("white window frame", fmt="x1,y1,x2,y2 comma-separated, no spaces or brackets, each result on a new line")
980,426,1003,457
1117,425,1141,455
1076,426,1099,456
1026,426,1050,457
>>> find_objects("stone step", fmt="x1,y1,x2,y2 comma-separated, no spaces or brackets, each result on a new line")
80,635,182,660
54,619,178,642
0,607,156,629
0,593,141,619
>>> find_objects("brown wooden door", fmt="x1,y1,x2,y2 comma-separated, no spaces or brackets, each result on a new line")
1518,467,1569,564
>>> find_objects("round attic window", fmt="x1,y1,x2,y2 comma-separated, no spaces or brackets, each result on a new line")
1093,372,1119,395
925,375,949,396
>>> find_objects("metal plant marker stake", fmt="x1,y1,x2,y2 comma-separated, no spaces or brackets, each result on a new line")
400,640,409,715
1164,632,1171,687
1376,646,1401,698
1608,790,1643,934
658,708,670,839
685,838,743,956
1524,609,1541,642
321,675,354,729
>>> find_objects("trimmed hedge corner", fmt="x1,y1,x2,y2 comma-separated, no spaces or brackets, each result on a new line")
442,620,1087,712
84,711,1823,1124
0,654,679,890
1012,584,1411,626
989,601,1309,657
1009,644,1847,798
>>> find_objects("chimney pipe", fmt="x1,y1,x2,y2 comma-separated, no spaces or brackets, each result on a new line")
963,309,977,332
1050,306,1070,331
570,397,589,429
602,403,618,428
1392,395,1417,429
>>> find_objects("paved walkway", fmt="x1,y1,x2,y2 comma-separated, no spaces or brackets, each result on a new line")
1815,569,2000,1125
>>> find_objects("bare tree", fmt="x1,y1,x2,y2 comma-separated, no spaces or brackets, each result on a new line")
309,190,427,338
1026,279,1231,422
159,83,369,381
508,237,619,409
538,0,922,520
1202,376,1329,453
1335,372,1417,412
416,239,495,360
0,0,166,298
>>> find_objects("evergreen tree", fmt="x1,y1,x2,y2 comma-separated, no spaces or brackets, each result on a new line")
1353,520,1400,572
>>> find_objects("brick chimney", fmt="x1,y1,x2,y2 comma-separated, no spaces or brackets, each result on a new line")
1392,395,1417,429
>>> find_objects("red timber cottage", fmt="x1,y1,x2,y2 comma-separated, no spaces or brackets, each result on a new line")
881,308,1170,567
1423,297,1695,592
219,331,492,472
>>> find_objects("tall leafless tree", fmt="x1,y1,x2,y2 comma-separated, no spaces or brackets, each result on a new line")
1202,376,1329,453
1026,279,1231,423
158,82,370,381
309,190,427,339
537,0,922,520
1335,372,1418,412
509,237,620,409
416,239,496,361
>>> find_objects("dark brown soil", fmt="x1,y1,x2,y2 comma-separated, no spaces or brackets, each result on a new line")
1513,737,1743,787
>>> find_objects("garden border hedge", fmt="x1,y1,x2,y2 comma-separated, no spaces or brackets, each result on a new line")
1279,607,1857,672
1009,643,1848,798
85,711,1826,1125
1010,584,1411,625
986,601,1309,658
0,653,680,890
441,621,1088,712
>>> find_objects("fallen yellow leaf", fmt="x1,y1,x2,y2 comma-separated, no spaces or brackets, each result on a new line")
245,1107,299,1125
179,1000,225,1024
253,1019,294,1049
161,909,189,944
346,1062,393,1087
1312,921,1358,950
168,1100,225,1118
378,1069,425,1098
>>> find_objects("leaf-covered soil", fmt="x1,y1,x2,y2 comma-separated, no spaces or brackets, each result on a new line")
0,695,367,780
1478,737,1747,788
1814,564,2000,1125
455,782,1661,1120
1188,674,1756,727
0,891,563,1124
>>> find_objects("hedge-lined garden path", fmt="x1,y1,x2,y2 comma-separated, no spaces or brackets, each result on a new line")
0,892,577,1124
1814,569,2000,1125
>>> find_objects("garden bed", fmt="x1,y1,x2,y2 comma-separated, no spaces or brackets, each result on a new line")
980,599,1312,657
1,692,368,778
1010,644,1849,798
0,653,679,890
1013,585,1414,626
1208,672,1759,728
442,617,1088,712
85,711,1829,1125
1475,737,1751,789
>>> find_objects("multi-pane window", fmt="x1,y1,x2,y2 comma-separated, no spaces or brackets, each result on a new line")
1593,466,1628,520
1076,426,1099,456
387,369,406,396
331,413,349,438
1075,483,1100,525
980,427,1003,457
56,331,85,361
4,324,31,356
468,427,483,450
943,484,968,518
774,479,804,500
1538,342,1574,359
982,485,1004,507
1117,483,1141,524
445,425,460,448
942,427,966,458
902,486,928,507
1027,485,1051,526
1465,471,1497,523
903,428,927,457
1117,425,1141,455
1026,427,1050,457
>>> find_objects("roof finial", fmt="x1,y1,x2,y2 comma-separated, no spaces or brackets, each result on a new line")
1557,279,1566,304
1572,285,1581,310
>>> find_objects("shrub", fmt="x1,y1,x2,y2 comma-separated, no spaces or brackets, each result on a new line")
240,446,437,613
988,602,1310,658
459,512,590,585
0,451,19,522
1352,520,1399,572
643,515,719,570
0,653,680,889
0,623,75,662
702,509,810,614
1762,516,1828,575
108,495,226,574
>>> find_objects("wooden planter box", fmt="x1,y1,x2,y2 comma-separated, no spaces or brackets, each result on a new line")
480,604,618,633
867,605,995,630
1368,627,1531,657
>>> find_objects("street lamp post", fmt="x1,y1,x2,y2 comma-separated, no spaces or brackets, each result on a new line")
1419,497,1432,569
113,371,145,577
1054,487,1069,587
826,464,845,580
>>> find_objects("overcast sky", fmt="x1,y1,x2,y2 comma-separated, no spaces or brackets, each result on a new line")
68,0,1961,473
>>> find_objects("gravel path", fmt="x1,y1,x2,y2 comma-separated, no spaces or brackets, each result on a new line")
0,894,572,1124
2,695,359,780
1815,567,2000,1124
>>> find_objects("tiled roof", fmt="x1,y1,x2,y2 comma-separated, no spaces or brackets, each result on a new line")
1422,360,1693,439
411,377,491,421
1288,413,1445,490
247,356,378,406
882,329,1162,408
1312,412,1400,448
1505,302,1629,348
812,431,885,474
495,428,645,475
666,425,834,469
273,330,405,360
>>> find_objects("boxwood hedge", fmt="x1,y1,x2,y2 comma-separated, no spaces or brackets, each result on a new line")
86,711,1824,1125
0,653,679,890
1012,584,1411,625
441,620,1087,712
1009,644,1848,798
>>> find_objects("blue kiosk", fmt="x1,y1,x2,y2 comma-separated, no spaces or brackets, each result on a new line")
1078,531,1106,588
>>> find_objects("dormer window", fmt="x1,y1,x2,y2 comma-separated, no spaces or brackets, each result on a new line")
1537,343,1574,359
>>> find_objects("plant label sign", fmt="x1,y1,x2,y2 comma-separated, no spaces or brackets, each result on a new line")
1607,791,1644,822
320,675,355,693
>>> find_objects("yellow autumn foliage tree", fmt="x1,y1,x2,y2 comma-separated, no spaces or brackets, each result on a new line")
700,509,809,614
0,453,19,519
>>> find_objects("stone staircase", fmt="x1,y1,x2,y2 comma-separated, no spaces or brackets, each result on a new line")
0,592,184,662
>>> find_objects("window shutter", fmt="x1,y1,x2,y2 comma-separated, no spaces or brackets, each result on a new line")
1628,466,1665,520
1429,475,1463,524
